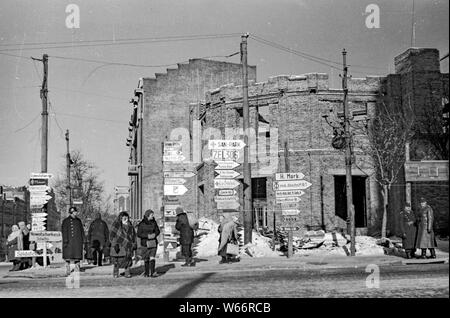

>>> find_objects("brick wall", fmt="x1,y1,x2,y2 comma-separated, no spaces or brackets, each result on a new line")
139,59,256,219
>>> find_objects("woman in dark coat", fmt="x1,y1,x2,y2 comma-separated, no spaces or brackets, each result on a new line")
416,197,437,259
399,203,418,259
87,212,109,266
175,207,195,267
61,207,85,276
137,209,160,277
109,211,136,278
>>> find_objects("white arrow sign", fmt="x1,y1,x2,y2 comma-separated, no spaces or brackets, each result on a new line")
164,185,188,196
32,225,46,231
281,209,300,216
208,140,246,150
30,198,50,205
164,171,196,178
30,194,52,200
31,212,48,218
30,231,62,242
30,204,44,209
32,216,47,222
164,178,187,185
275,190,305,197
214,195,239,202
275,172,305,181
211,149,240,162
217,201,240,210
163,155,186,162
276,197,301,204
30,173,53,179
215,161,240,170
273,180,312,191
217,189,238,196
215,170,240,179
214,178,240,189
164,141,182,149
28,185,51,192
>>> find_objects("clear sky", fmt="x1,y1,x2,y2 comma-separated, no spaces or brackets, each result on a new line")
0,0,448,197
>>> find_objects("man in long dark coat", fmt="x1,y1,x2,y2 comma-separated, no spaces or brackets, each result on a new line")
416,197,437,259
87,212,109,266
62,207,85,276
175,207,195,267
399,203,418,259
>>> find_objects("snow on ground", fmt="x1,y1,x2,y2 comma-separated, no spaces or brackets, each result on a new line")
177,217,384,258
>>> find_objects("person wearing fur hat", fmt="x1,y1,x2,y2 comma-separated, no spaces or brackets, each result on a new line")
399,202,418,259
61,207,85,276
416,197,437,259
109,211,136,278
137,209,160,277
175,206,195,267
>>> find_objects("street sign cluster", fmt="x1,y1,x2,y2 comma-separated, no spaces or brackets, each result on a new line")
273,172,311,217
29,172,53,231
209,140,242,211
162,141,197,254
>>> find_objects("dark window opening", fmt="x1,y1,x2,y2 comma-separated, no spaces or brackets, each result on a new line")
334,175,367,228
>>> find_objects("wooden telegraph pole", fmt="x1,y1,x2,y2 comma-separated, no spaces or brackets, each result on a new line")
342,49,356,256
241,33,253,244
66,130,72,210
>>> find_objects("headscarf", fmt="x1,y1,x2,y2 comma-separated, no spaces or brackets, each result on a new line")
110,211,135,250
8,225,24,250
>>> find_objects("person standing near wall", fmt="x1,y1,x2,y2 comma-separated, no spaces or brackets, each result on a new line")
399,203,418,259
175,207,195,267
416,197,437,259
7,225,22,271
137,209,160,277
87,212,109,266
62,207,85,276
109,211,136,278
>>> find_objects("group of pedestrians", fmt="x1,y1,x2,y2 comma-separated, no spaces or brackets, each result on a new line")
5,221,31,271
400,197,438,259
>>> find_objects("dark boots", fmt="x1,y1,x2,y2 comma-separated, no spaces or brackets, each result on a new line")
420,249,427,259
428,248,436,259
144,261,150,277
150,259,159,277
124,267,131,278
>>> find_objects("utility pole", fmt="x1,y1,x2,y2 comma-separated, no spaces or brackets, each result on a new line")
342,49,356,256
66,130,72,210
34,54,49,173
241,33,253,244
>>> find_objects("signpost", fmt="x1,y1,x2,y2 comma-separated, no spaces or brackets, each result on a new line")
208,140,246,150
211,149,240,162
273,171,312,258
214,179,240,189
163,171,196,178
215,161,240,170
163,184,188,196
214,170,240,179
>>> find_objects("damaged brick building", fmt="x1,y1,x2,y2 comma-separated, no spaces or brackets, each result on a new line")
127,47,448,237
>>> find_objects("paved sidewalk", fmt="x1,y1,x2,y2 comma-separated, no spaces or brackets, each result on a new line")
3,252,448,280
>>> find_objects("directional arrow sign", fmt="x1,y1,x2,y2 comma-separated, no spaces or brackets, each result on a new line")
28,185,51,192
275,190,305,197
216,201,240,210
280,226,300,231
215,161,240,170
31,173,53,179
214,178,240,189
163,149,183,156
31,212,48,218
214,195,239,202
29,178,48,186
164,141,182,149
281,209,300,216
214,169,240,179
32,221,46,228
32,225,46,231
30,204,44,209
30,198,50,205
273,180,312,191
164,185,188,196
164,178,187,185
164,171,196,178
32,217,47,222
211,149,240,162
30,194,52,200
208,140,246,150
163,155,186,162
217,189,238,196
276,197,301,204
282,216,299,223
275,172,305,181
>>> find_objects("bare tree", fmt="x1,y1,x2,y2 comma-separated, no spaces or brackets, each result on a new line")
353,101,415,239
52,150,111,225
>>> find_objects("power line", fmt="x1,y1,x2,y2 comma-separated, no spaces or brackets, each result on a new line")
48,99,66,140
249,34,387,72
14,113,40,133
50,111,125,124
0,33,241,52
0,51,33,59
